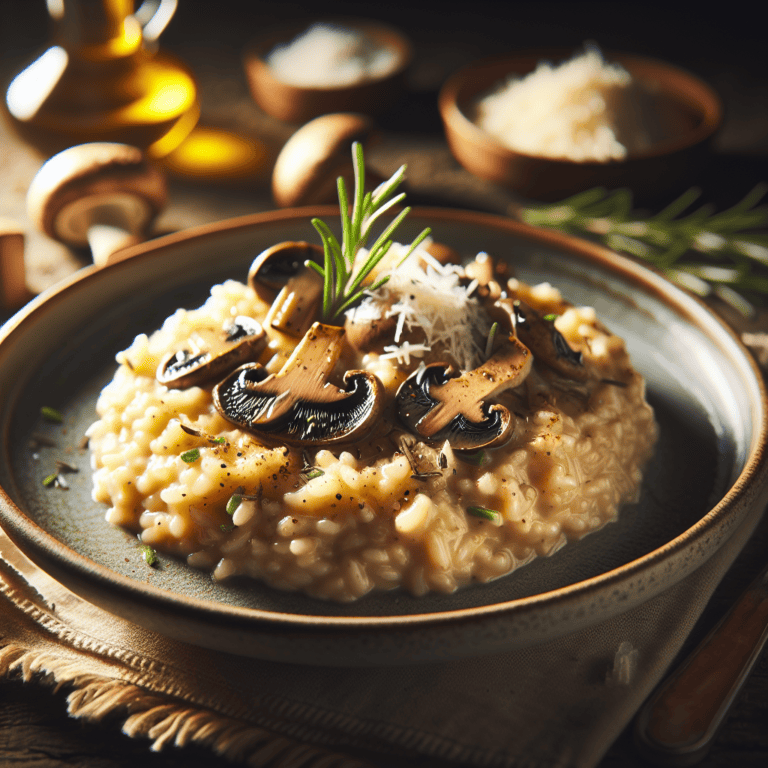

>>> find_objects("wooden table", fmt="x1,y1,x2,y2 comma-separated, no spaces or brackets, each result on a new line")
2,2,767,766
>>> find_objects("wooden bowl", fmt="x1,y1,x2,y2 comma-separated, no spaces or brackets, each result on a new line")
243,19,412,124
438,50,723,201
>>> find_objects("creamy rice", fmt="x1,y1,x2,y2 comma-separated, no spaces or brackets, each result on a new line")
87,244,656,601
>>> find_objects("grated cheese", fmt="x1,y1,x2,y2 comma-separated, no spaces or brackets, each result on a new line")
475,45,653,162
266,22,400,87
347,240,491,371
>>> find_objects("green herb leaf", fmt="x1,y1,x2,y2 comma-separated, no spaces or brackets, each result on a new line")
40,406,63,423
304,468,324,480
42,473,58,487
180,448,200,463
520,184,768,315
467,505,502,524
459,450,489,467
140,544,158,566
225,493,242,515
211,436,227,444
311,142,431,322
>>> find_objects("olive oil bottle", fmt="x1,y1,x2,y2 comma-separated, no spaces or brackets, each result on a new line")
5,0,199,158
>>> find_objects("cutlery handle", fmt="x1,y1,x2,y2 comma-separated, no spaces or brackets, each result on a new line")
634,563,768,765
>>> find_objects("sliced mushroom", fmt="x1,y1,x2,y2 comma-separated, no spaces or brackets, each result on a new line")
396,335,532,451
248,241,325,336
509,300,588,382
213,322,383,446
157,316,266,389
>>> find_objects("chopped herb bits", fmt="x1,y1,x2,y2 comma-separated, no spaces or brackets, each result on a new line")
40,406,64,423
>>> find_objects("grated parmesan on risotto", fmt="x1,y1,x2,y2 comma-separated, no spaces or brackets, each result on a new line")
87,239,656,601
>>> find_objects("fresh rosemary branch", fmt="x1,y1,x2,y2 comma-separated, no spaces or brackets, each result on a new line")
309,142,431,321
519,184,768,315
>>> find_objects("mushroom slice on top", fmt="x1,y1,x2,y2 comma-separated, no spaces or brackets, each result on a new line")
510,300,588,382
248,241,325,337
213,322,384,446
157,316,266,389
396,335,532,451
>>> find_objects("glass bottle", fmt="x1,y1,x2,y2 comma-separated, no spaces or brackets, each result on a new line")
5,0,199,158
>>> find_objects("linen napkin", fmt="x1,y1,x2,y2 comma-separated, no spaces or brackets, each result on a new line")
1,493,762,768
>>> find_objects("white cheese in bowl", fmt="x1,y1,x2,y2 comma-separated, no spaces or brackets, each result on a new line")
266,22,401,88
475,46,654,162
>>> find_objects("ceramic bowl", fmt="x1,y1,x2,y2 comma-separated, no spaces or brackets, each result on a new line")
1,208,766,666
438,50,723,201
243,19,412,124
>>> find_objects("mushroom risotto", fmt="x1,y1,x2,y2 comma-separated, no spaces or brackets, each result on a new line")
87,148,656,601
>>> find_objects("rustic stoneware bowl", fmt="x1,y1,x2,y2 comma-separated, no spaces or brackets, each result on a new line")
243,19,412,124
1,208,766,666
438,50,723,201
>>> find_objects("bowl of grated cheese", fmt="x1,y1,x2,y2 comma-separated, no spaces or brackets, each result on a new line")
244,19,412,124
438,46,722,201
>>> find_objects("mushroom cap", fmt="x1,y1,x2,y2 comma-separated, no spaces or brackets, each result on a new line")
26,142,167,247
157,316,266,389
271,113,379,208
214,322,384,445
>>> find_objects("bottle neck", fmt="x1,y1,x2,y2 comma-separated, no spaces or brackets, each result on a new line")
49,0,144,61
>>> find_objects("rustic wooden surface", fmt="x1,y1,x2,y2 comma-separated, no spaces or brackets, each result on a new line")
2,2,767,766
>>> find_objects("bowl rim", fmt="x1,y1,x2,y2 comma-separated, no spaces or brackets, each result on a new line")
1,206,765,643
438,48,724,166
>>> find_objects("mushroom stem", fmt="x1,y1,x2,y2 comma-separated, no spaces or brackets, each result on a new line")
88,222,143,266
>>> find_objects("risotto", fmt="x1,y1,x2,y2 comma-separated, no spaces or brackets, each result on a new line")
87,235,657,601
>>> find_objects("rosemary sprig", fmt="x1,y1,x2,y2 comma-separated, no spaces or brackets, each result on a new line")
519,184,768,315
309,142,431,321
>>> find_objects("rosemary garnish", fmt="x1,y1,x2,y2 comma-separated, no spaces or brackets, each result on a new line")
520,185,768,315
309,142,431,321
484,322,499,358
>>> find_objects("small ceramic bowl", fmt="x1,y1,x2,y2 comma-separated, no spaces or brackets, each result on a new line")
243,19,412,124
438,50,723,201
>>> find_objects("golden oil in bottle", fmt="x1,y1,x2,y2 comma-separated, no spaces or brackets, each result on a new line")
5,0,199,157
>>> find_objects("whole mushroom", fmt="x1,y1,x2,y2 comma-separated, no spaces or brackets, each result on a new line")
26,142,167,267
271,113,382,208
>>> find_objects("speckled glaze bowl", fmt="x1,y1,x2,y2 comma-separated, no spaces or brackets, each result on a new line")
1,207,766,666
243,19,412,124
438,50,723,201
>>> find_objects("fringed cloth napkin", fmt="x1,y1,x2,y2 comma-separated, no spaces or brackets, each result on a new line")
0,496,762,768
